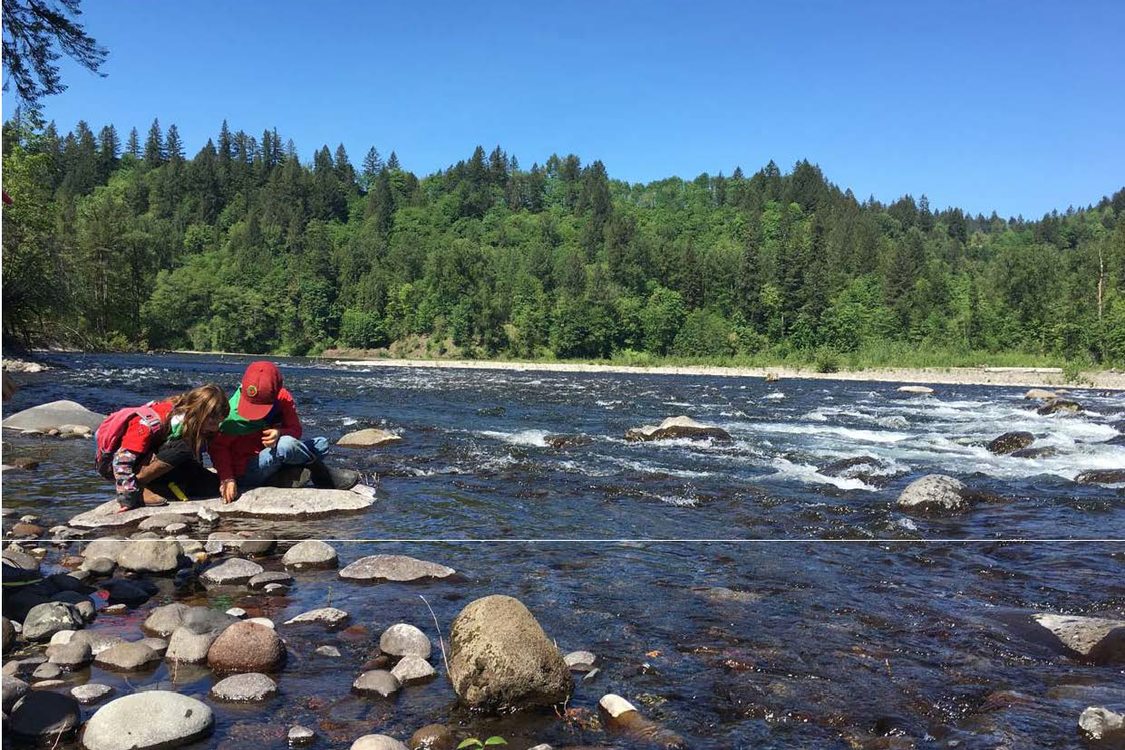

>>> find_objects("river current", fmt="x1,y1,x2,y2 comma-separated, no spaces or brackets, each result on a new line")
2,353,1123,749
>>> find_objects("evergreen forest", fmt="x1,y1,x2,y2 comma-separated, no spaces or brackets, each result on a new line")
4,112,1124,369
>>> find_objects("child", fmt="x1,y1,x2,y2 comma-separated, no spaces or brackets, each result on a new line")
210,361,358,503
96,384,229,511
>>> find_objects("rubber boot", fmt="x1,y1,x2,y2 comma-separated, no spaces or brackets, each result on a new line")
307,460,360,490
269,466,312,488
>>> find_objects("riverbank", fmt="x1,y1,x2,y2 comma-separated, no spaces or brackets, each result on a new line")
324,353,1125,390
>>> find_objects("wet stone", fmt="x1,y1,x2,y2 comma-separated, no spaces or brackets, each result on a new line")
339,554,455,583
315,645,341,657
285,607,349,627
22,601,84,641
565,650,597,671
352,669,400,698
47,639,92,669
282,540,338,569
249,571,294,589
81,557,116,575
94,642,160,671
81,691,214,750
409,724,456,750
31,662,62,681
71,682,114,704
238,537,277,556
380,623,432,659
8,690,82,739
138,514,192,531
166,627,220,664
352,736,409,750
3,675,29,712
142,602,191,636
289,724,316,746
391,656,436,685
201,557,264,587
210,672,278,702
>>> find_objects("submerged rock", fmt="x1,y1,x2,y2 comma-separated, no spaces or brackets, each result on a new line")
1,399,104,433
337,428,403,447
249,571,295,589
625,415,731,442
210,672,278,702
987,431,1035,455
352,669,400,697
599,693,685,748
1075,469,1125,485
896,386,934,395
8,690,82,740
409,724,455,750
448,594,571,711
1038,398,1082,415
896,474,968,514
71,683,114,705
82,691,214,750
339,554,455,583
288,725,316,746
1032,614,1125,664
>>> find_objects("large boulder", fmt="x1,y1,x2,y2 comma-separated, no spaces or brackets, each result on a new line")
987,431,1034,455
8,691,82,740
208,621,286,673
81,692,214,750
896,475,969,514
1032,614,1125,665
337,428,402,448
22,601,84,641
282,540,339,569
1,399,104,433
116,540,182,574
625,416,730,442
339,554,455,583
448,594,571,711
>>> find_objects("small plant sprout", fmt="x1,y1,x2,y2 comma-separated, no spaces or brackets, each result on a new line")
456,738,507,750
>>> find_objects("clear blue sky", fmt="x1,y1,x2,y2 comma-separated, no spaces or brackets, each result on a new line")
6,0,1123,218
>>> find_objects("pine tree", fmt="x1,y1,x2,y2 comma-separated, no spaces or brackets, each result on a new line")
218,119,233,163
97,124,119,180
165,124,184,166
126,127,140,158
386,151,400,170
144,118,164,167
362,146,383,183
334,143,355,187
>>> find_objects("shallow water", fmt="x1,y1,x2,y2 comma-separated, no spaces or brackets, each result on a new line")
2,354,1123,749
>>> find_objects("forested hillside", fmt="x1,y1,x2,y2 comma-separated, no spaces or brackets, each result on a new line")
4,112,1124,367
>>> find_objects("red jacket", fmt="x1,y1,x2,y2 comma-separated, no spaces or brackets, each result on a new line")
117,400,176,456
209,387,303,481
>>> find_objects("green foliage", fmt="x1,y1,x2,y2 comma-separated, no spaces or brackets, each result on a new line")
3,115,1123,368
456,737,507,750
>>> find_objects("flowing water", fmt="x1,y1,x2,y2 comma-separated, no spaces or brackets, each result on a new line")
2,353,1123,749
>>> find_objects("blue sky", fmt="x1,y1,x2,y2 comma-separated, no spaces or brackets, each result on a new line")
6,0,1123,217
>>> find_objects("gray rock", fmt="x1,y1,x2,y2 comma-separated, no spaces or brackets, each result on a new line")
284,607,349,627
564,650,597,671
50,629,75,645
249,571,294,589
164,522,189,534
47,639,92,669
200,557,264,587
264,583,287,594
379,623,431,659
81,556,116,575
181,606,238,634
352,669,400,697
897,385,934,395
71,683,114,704
70,631,125,655
142,603,191,636
205,531,242,554
81,538,127,562
8,690,81,739
246,617,275,628
81,691,214,750
351,736,409,750
289,724,316,745
31,662,62,680
198,506,220,524
165,626,220,664
391,656,436,685
315,645,341,657
2,615,13,651
1038,398,1082,415
448,594,571,711
337,428,402,448
625,415,731,442
22,602,84,641
138,514,192,531
116,539,182,574
209,672,278,702
94,642,160,671
3,675,29,712
226,607,247,618
1,399,105,433
139,637,168,655
1075,469,1125,485
2,546,41,572
1079,706,1125,741
339,554,455,582
1033,614,1125,664
896,474,969,514
282,539,339,569
76,599,97,622
987,431,1035,455
1024,388,1057,400
238,537,277,556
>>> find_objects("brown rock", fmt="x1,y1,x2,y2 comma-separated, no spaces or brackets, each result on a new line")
207,621,286,673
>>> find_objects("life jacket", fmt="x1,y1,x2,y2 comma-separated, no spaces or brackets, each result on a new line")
94,404,165,474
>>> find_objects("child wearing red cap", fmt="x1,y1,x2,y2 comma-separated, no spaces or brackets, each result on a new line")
209,361,358,503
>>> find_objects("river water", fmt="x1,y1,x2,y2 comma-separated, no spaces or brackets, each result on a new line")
2,353,1123,749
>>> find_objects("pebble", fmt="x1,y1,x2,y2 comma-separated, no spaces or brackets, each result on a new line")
288,725,316,746
315,645,341,657
227,608,247,618
284,607,349,627
564,650,597,671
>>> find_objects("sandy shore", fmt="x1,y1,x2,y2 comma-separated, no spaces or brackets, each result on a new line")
330,357,1125,390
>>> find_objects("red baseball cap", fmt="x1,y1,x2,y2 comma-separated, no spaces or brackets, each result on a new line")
237,361,283,420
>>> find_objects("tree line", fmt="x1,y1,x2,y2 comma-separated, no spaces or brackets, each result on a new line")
3,111,1124,367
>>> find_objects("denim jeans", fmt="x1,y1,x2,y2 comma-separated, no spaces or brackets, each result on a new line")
239,435,329,488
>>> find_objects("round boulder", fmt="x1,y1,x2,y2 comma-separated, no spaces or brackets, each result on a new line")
209,672,278,702
896,474,968,514
207,621,286,673
282,540,339,569
81,691,214,750
380,623,431,659
987,431,1034,455
8,690,81,740
116,540,182,574
165,626,219,664
353,669,400,698
22,601,84,641
448,594,571,711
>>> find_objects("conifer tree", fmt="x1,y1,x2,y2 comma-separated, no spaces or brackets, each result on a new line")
165,124,184,165
143,118,164,167
126,127,140,157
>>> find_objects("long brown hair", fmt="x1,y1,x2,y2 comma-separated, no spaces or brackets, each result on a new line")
168,383,229,457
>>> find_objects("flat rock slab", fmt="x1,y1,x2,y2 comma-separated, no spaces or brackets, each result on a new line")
339,554,455,583
209,672,278,702
68,485,376,529
2,400,105,433
82,691,214,750
93,642,160,672
337,428,403,447
71,683,114,704
284,607,350,627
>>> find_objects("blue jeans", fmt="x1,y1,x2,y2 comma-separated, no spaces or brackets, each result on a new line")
239,436,329,488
